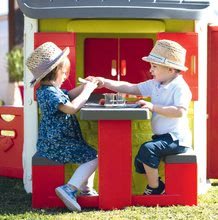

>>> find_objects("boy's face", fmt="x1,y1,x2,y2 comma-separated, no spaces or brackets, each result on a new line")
149,63,178,84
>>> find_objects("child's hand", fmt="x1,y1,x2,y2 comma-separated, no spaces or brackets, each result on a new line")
136,100,154,111
84,81,98,93
85,76,105,89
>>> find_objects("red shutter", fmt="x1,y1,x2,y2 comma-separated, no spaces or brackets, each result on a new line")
207,26,218,178
33,32,76,99
157,33,198,100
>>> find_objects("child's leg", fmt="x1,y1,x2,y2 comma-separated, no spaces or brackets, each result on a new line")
142,164,159,188
68,158,98,191
55,158,97,211
134,156,159,188
80,172,95,192
135,133,187,192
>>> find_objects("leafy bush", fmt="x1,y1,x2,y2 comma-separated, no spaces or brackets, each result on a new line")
6,47,24,82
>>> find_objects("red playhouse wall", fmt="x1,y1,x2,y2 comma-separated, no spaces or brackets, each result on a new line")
207,25,218,178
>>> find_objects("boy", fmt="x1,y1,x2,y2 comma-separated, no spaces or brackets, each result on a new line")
89,39,192,195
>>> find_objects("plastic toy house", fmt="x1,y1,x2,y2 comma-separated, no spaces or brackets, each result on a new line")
17,0,218,210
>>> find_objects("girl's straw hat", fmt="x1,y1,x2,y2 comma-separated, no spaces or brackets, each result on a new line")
142,40,188,71
26,42,70,87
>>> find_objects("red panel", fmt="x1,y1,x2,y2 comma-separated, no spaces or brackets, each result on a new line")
77,196,99,208
85,38,118,93
32,163,99,209
32,165,65,208
84,38,153,93
157,33,198,100
0,107,23,179
132,195,181,206
165,163,197,205
34,32,76,100
120,38,153,83
133,163,197,207
207,26,218,178
98,120,132,210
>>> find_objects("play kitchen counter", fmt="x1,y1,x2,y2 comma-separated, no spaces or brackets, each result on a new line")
80,104,150,120
80,104,150,210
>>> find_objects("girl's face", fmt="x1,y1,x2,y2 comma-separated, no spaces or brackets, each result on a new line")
149,63,178,84
55,57,71,87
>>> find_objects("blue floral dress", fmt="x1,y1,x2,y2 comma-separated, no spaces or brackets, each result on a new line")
36,85,97,164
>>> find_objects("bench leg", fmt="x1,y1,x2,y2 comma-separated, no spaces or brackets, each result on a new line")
32,165,65,208
165,163,197,205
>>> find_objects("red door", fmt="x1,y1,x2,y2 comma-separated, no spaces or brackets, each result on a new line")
157,33,198,101
84,38,153,93
119,38,153,82
207,26,218,178
85,39,118,93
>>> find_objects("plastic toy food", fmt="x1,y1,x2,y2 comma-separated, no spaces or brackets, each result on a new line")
99,98,105,105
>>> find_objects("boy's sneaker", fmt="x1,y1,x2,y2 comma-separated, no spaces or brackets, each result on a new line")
80,189,98,196
55,184,81,211
143,178,165,195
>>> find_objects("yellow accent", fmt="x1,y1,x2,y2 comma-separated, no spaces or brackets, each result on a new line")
39,19,71,32
67,20,165,33
39,19,194,33
0,114,15,122
164,19,195,32
1,130,15,137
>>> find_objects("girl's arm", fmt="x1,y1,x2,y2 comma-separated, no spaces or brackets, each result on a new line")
59,82,97,114
67,84,85,100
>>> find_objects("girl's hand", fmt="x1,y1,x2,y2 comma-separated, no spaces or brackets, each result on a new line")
84,81,98,93
136,100,154,111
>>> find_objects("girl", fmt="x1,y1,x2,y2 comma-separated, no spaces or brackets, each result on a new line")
26,42,98,211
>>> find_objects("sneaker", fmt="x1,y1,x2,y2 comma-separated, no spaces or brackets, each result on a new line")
143,178,165,195
80,189,98,196
55,184,81,211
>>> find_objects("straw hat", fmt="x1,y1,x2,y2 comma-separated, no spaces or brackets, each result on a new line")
142,40,188,71
26,42,70,87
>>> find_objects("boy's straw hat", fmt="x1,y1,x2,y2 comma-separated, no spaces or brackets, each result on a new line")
26,42,70,87
142,40,188,71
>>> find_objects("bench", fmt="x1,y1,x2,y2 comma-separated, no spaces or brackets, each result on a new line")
32,148,197,209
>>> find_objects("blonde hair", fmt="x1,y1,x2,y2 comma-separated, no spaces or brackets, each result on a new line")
40,58,67,83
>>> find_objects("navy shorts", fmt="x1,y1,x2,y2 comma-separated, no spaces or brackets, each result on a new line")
134,133,189,174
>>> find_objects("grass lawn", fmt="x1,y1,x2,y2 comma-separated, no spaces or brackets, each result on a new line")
0,177,218,220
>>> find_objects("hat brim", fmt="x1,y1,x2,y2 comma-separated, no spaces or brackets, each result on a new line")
29,47,70,87
142,56,188,72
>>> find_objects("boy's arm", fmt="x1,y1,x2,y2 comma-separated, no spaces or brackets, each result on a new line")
138,100,187,118
152,105,187,118
93,77,141,96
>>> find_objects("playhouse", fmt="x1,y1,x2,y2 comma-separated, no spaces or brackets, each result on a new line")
0,0,216,210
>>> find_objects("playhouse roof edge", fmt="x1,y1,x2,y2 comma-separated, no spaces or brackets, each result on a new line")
17,0,215,20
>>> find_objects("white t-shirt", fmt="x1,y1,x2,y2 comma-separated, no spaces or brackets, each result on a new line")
137,75,192,147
